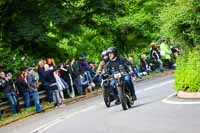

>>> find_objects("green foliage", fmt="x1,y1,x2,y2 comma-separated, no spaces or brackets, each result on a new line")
159,0,200,46
175,46,200,92
57,26,112,62
0,0,199,76
0,46,38,75
113,0,170,54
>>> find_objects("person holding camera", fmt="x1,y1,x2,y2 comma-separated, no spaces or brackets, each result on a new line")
0,71,20,114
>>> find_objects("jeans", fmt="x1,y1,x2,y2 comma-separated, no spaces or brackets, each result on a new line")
157,59,164,71
86,71,93,83
82,84,89,90
80,71,94,91
43,84,53,102
23,92,30,108
31,91,41,113
124,75,136,97
52,89,62,106
74,76,83,95
110,75,136,99
5,92,18,114
133,66,140,77
109,79,118,99
93,75,102,85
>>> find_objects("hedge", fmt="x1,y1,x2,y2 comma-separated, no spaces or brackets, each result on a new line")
175,46,200,92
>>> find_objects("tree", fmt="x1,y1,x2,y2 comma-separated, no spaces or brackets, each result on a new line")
159,0,200,47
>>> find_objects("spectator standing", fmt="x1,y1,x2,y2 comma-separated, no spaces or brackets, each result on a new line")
69,58,83,95
16,69,30,108
47,58,56,70
160,39,174,69
150,43,164,72
171,46,181,58
54,69,65,105
38,60,53,102
26,67,42,113
0,71,20,114
43,64,63,107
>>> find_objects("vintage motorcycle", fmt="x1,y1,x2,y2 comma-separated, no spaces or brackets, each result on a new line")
102,65,135,110
101,73,115,108
113,65,135,110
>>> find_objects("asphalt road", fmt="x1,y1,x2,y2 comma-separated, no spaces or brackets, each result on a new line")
0,74,200,133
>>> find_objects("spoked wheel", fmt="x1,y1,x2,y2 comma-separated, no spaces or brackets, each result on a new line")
125,85,134,108
126,94,134,108
118,85,128,110
103,87,111,108
118,82,135,110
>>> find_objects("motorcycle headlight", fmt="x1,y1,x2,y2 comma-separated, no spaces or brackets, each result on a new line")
114,73,121,78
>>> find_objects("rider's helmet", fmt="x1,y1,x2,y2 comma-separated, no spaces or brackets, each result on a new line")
107,47,118,56
101,50,108,61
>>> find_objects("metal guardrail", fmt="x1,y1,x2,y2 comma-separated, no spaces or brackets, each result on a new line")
0,90,47,117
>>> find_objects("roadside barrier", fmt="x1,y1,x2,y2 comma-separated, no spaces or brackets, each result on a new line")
0,90,47,117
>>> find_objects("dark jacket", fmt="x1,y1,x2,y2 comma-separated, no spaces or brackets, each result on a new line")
38,67,48,86
60,67,72,86
44,69,57,85
70,62,80,79
0,78,17,94
26,74,37,92
0,77,6,92
106,56,131,75
140,59,150,72
151,48,161,60
78,60,91,72
16,73,29,93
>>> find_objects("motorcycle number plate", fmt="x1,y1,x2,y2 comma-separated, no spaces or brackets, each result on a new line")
114,73,121,78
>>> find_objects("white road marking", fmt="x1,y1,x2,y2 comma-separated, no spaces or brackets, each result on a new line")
30,105,97,133
162,93,200,105
30,120,60,133
136,79,174,94
30,79,174,133
99,102,105,105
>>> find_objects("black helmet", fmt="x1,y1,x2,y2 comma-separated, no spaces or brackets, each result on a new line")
107,47,118,55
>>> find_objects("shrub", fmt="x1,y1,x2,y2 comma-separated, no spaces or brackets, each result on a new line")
175,46,200,92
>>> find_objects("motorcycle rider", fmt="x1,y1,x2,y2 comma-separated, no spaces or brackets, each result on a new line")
96,50,109,75
96,50,111,96
105,47,137,104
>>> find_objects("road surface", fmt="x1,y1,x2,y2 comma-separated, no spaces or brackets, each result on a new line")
0,74,200,133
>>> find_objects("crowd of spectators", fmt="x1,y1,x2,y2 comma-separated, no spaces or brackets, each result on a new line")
0,39,180,116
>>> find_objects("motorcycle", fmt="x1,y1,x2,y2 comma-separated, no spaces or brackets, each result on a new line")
101,74,115,108
113,65,135,110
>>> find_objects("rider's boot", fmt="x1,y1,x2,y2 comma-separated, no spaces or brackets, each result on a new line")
132,94,137,101
114,96,120,105
131,86,137,101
